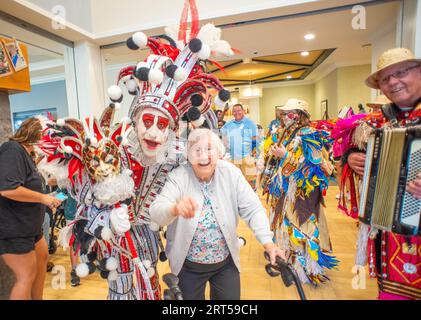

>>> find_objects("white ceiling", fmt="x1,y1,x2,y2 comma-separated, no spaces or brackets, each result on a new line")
103,1,400,83
0,0,401,85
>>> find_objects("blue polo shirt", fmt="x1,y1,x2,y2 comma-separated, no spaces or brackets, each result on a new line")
220,117,257,160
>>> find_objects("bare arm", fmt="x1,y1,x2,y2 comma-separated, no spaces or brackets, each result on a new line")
0,187,61,209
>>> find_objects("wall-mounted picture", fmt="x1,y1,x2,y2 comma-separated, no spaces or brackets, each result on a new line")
0,42,12,77
321,99,329,120
3,39,27,72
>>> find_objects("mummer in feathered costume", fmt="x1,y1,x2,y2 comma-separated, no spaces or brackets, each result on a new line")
39,0,234,300
263,98,339,286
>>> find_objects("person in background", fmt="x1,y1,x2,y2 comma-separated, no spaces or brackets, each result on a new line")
220,103,258,189
62,191,81,287
43,173,81,287
215,108,226,129
266,106,283,138
366,94,391,112
357,103,366,114
266,99,337,285
150,128,285,300
0,118,62,300
254,124,265,158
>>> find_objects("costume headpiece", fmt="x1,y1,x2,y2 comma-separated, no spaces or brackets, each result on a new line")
107,0,234,129
40,104,132,185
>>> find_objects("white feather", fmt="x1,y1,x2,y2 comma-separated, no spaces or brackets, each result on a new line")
211,40,234,57
197,23,221,47
197,44,211,60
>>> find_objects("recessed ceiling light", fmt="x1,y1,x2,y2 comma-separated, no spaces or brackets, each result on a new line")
286,75,292,79
301,51,310,56
304,34,315,40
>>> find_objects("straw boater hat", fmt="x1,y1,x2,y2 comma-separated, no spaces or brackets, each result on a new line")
365,48,421,89
279,98,311,117
366,94,391,108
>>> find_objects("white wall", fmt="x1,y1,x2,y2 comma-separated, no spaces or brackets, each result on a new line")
314,69,337,120
259,84,315,129
90,0,318,35
25,0,93,32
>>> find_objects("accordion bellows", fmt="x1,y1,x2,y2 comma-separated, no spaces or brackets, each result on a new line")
359,126,421,236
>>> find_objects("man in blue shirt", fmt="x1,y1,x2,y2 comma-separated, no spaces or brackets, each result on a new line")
220,104,258,189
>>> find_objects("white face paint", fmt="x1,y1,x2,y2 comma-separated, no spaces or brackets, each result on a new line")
281,111,300,128
136,107,171,158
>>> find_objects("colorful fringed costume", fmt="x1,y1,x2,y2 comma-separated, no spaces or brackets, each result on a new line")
338,101,421,300
267,123,338,285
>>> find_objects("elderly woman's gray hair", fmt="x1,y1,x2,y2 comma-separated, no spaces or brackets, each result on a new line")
187,128,226,158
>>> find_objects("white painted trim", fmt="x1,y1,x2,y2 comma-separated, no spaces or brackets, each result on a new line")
13,0,95,38
63,46,80,118
30,73,65,85
29,58,64,72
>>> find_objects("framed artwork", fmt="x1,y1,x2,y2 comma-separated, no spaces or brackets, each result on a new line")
321,99,329,120
0,42,12,77
12,108,57,132
3,39,27,72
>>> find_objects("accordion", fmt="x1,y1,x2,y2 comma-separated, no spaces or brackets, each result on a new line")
359,126,421,236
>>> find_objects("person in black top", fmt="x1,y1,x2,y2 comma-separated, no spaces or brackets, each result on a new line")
0,118,62,300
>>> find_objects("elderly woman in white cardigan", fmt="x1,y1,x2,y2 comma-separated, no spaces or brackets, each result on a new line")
150,128,285,300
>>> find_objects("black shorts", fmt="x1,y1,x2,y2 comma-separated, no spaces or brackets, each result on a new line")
0,234,43,255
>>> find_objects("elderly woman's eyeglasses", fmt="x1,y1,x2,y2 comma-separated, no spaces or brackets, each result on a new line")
379,65,420,85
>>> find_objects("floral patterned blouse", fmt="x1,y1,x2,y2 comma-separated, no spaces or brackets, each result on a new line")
186,181,230,264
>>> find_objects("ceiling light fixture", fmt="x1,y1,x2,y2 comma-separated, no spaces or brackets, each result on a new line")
301,51,310,57
286,75,292,79
304,34,315,40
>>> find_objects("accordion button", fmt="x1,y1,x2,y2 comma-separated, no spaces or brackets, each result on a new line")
370,273,376,277
382,251,386,256
382,273,387,278
381,241,386,245
382,263,387,267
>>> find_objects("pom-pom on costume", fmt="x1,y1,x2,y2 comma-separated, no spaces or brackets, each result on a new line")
263,99,338,286
38,0,235,300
